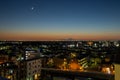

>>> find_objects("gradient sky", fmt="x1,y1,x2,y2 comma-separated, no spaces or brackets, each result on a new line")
0,0,120,40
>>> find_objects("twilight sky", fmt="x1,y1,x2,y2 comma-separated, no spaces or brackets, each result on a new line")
0,0,120,40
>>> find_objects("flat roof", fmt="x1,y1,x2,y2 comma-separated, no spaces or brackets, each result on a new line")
41,68,114,80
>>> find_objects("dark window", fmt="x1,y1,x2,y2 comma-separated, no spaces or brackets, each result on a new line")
29,63,31,65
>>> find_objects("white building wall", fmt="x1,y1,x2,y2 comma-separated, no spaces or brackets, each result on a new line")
26,59,42,77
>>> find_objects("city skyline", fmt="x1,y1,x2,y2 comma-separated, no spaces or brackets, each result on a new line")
0,0,120,40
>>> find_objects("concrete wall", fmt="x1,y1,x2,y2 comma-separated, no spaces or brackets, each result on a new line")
27,59,42,76
115,64,120,80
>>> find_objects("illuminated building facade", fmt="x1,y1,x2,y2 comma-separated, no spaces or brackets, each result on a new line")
18,58,42,80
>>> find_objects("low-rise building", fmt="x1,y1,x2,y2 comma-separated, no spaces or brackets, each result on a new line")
18,58,42,80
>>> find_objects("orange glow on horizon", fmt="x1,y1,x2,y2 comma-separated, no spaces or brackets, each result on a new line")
0,32,120,41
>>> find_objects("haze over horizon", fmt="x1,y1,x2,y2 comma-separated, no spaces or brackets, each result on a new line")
0,0,120,41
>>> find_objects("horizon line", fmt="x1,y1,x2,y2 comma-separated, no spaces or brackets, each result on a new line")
0,39,120,42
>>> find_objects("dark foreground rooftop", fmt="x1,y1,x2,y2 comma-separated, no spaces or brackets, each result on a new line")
41,68,114,80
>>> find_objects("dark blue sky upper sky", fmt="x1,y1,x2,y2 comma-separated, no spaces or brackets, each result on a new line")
0,0,120,40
